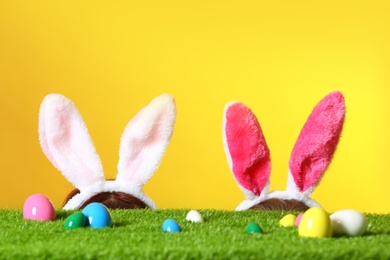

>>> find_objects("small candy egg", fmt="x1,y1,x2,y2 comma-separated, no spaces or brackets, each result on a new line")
298,207,332,238
162,219,182,232
295,213,304,226
23,194,56,221
186,210,204,223
330,209,367,237
64,212,87,230
279,214,296,227
82,202,112,229
246,222,263,234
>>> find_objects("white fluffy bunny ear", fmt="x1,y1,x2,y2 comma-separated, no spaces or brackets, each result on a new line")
116,94,176,190
223,102,271,210
271,91,345,207
39,94,105,191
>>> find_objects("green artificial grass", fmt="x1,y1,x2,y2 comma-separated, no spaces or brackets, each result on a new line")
0,209,389,259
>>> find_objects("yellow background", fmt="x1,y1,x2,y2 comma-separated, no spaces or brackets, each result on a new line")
0,1,389,213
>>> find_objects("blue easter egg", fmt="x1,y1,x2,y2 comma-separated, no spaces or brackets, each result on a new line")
162,218,181,232
82,202,112,229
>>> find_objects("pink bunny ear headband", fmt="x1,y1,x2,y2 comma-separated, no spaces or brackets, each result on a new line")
223,91,345,211
39,94,176,210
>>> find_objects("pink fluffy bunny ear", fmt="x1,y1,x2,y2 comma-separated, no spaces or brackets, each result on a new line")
223,102,271,210
116,94,176,188
39,94,105,191
271,91,345,207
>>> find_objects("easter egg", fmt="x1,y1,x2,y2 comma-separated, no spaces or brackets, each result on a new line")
162,219,181,232
64,212,87,230
295,213,304,226
330,209,367,237
186,210,204,223
279,214,296,227
298,207,332,238
246,223,263,234
82,202,112,229
23,194,56,221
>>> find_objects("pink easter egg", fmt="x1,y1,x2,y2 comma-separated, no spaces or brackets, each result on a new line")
23,194,56,221
295,213,304,226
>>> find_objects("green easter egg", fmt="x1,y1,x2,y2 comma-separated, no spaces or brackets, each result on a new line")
64,212,87,230
246,222,263,234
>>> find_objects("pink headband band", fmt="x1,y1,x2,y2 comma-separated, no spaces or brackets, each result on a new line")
223,91,345,210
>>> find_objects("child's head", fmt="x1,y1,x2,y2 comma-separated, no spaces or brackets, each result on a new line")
249,198,309,211
64,189,149,209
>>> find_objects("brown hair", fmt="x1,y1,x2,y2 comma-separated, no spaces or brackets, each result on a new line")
249,198,310,211
64,189,149,209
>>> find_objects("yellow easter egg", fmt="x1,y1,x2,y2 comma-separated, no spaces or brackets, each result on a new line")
298,207,332,238
279,214,297,227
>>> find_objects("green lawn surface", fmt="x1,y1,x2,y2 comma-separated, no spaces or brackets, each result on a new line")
0,209,389,259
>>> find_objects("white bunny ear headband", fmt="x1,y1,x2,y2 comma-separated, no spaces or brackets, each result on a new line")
223,91,345,211
39,93,176,210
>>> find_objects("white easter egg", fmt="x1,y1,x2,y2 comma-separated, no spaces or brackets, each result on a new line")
186,210,204,223
330,209,367,237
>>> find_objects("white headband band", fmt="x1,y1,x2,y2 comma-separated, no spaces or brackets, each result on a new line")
39,93,176,210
